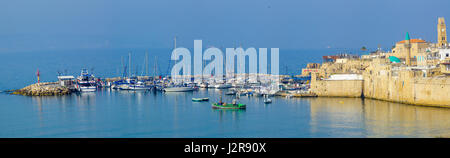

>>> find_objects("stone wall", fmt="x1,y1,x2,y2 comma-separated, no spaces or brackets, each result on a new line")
311,73,363,97
311,63,450,107
363,64,450,107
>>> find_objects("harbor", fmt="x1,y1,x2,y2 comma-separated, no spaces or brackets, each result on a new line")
1,1,450,139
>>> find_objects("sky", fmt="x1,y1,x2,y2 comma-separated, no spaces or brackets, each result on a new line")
1,0,450,53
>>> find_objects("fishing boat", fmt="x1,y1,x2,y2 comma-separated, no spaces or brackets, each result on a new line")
212,96,246,109
76,69,97,92
212,102,246,109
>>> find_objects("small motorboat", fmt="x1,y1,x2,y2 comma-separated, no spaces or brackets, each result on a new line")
199,82,208,88
192,98,209,102
264,98,272,104
215,84,232,89
225,90,236,95
263,95,272,104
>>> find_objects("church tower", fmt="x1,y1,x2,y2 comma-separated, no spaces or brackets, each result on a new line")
438,17,447,47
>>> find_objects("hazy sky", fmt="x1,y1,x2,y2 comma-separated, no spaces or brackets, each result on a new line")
1,0,450,52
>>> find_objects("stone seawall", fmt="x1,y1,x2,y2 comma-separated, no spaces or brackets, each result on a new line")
13,82,70,96
311,79,363,97
311,70,450,108
363,69,450,108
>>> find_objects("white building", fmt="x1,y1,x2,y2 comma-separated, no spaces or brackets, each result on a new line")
439,49,450,60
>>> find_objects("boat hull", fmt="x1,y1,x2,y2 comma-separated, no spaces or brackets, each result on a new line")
212,103,246,109
164,87,194,92
78,86,97,92
193,98,209,102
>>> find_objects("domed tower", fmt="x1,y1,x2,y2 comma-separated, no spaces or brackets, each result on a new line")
438,17,447,47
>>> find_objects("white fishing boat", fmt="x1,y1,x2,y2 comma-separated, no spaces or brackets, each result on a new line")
76,69,97,92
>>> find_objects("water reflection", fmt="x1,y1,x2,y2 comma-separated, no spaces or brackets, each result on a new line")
75,92,96,106
309,98,450,137
214,109,246,122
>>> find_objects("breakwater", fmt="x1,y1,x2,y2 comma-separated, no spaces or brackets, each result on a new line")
13,82,70,96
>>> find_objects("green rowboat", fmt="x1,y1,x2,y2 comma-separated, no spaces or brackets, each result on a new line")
212,103,246,109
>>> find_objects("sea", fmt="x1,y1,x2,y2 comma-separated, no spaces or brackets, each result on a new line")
1,48,450,138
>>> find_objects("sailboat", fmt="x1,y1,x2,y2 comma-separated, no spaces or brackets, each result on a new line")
163,36,195,92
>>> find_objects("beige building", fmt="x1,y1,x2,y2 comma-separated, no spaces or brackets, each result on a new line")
441,58,450,75
301,63,320,76
391,35,429,61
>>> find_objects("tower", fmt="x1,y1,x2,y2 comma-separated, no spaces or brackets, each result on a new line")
438,17,447,47
405,32,411,66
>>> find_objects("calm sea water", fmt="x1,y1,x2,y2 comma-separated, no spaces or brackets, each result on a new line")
1,89,450,138
1,48,450,138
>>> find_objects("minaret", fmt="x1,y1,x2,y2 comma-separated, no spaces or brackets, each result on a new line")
438,17,447,47
405,32,411,66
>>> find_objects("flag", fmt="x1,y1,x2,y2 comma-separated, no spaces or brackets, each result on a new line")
36,69,40,83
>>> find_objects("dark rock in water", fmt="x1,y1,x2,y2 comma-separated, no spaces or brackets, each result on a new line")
13,82,71,96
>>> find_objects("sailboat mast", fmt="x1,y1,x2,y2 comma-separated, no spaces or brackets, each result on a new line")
145,50,149,76
121,56,124,77
153,56,158,81
166,36,177,77
129,51,132,77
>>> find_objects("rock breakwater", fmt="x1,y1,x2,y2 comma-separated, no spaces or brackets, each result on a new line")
13,82,70,96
